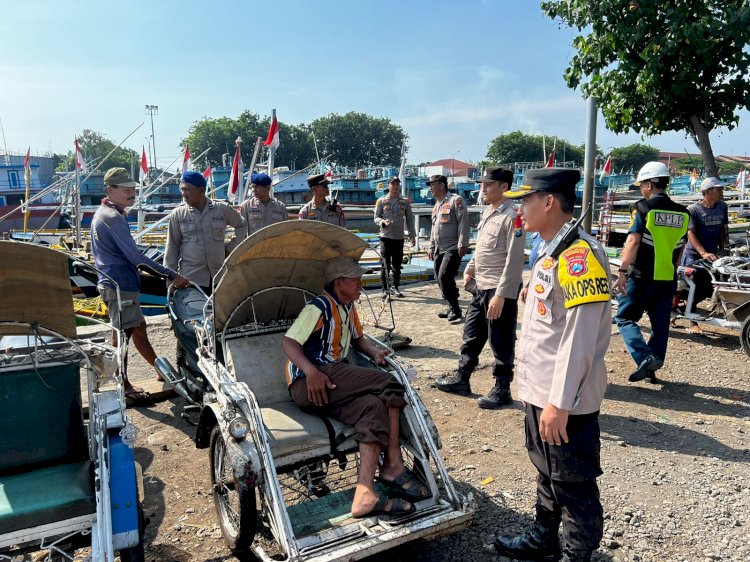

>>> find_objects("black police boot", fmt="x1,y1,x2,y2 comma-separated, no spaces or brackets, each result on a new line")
435,371,471,395
494,514,561,561
560,546,593,562
477,385,514,409
447,304,462,322
437,306,452,318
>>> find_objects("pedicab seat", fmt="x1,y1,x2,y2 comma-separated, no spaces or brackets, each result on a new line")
0,363,95,535
224,332,358,468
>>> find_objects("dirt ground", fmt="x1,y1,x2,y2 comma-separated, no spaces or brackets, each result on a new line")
120,280,750,562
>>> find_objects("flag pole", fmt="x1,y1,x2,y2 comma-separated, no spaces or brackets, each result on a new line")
241,137,263,201
268,108,276,185
23,148,31,234
74,140,82,247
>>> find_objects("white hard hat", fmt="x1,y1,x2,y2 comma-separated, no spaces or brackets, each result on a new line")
634,161,670,186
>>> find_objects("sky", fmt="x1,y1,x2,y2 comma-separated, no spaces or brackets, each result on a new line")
2,0,749,170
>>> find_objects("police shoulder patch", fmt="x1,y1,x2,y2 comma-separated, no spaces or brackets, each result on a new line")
557,239,610,309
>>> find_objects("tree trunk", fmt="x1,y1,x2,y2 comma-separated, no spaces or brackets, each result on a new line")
688,115,719,178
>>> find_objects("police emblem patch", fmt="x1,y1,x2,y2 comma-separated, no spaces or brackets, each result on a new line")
561,246,590,278
541,257,555,270
534,284,545,294
537,300,547,316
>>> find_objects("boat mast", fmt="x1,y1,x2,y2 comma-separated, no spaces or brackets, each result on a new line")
74,141,82,247
398,143,407,198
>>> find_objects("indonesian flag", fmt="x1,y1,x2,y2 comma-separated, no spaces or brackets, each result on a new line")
202,166,212,180
599,155,612,181
545,151,555,168
181,144,192,175
690,167,698,188
24,147,31,182
139,146,149,184
264,115,280,150
75,139,87,173
228,143,243,202
736,169,747,188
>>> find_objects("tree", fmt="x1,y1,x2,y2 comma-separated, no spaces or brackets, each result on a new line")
541,0,750,178
485,130,587,166
608,143,659,174
309,112,407,167
56,129,139,173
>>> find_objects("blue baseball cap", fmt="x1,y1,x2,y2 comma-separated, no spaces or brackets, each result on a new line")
251,173,272,186
182,170,207,188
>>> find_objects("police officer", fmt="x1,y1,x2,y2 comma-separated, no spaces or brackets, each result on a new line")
494,168,611,562
427,174,469,321
239,172,289,236
374,176,416,298
614,162,688,383
298,173,346,226
435,167,525,408
164,171,247,294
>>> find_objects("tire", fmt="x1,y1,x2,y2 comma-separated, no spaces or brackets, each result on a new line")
119,500,146,562
209,425,257,555
741,315,750,358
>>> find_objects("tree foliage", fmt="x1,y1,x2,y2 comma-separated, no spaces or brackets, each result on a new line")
608,143,659,173
485,130,587,166
56,129,139,173
310,112,407,167
541,0,750,177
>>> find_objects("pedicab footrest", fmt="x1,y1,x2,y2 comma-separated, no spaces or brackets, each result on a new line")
0,461,95,535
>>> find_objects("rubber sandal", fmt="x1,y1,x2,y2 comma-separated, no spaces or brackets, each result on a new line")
354,492,414,518
376,468,431,502
125,388,154,406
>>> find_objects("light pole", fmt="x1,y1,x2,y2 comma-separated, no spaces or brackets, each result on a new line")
145,104,158,173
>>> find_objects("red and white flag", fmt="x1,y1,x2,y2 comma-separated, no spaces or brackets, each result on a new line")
690,167,698,189
24,147,31,182
181,144,192,175
544,151,555,168
139,146,149,184
202,166,212,180
599,155,612,181
75,139,87,173
264,115,280,150
227,143,244,202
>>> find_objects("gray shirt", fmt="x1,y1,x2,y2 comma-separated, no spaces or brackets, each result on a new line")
374,195,416,240
515,229,611,415
240,196,288,236
684,200,728,258
429,192,469,253
298,199,346,227
464,200,525,298
164,200,247,287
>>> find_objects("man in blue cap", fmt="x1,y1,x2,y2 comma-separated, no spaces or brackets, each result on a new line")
164,170,247,294
494,168,611,562
239,172,289,236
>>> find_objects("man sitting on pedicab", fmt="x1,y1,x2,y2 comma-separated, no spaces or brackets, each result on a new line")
282,256,430,517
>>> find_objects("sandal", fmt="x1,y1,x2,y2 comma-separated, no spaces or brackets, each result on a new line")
354,491,414,518
125,387,154,406
376,468,431,502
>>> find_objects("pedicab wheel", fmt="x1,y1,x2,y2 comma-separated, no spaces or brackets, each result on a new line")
119,500,146,562
209,425,257,555
741,315,750,358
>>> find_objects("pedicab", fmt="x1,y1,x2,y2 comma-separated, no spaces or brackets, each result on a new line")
156,221,473,562
0,241,144,561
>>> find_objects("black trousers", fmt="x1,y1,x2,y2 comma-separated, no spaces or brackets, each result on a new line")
379,237,405,288
434,250,462,308
458,287,519,386
525,404,603,553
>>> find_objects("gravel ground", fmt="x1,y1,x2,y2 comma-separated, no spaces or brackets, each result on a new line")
118,280,750,562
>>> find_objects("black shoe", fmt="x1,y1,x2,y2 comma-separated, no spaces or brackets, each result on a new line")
393,287,404,298
561,547,592,562
447,308,462,322
437,306,451,318
628,355,663,382
435,372,471,395
494,524,561,561
477,387,514,409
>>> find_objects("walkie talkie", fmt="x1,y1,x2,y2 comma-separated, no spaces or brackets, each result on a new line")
546,203,592,259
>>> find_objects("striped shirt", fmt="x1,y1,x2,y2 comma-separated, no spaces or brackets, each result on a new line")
284,290,363,385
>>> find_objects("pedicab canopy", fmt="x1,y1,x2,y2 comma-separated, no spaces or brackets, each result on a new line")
0,241,77,338
213,221,368,332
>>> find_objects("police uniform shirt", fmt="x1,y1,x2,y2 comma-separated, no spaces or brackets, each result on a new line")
298,199,346,227
429,192,469,253
464,199,525,297
374,195,416,240
164,200,247,287
515,229,611,415
240,196,288,236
